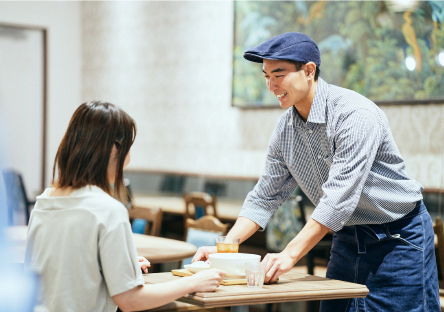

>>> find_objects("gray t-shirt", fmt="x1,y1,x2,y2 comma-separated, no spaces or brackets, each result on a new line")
25,185,144,312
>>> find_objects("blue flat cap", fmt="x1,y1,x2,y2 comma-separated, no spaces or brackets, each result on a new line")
243,32,321,67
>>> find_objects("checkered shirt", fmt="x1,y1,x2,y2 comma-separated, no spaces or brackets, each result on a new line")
239,78,423,232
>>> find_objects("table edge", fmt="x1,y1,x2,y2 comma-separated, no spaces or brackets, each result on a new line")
178,287,369,308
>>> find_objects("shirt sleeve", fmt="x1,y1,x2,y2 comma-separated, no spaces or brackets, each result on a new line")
239,121,298,231
99,221,145,297
310,108,384,232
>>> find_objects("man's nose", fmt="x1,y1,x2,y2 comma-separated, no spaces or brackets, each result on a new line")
268,78,277,92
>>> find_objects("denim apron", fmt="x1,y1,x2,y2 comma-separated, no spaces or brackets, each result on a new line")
320,201,440,312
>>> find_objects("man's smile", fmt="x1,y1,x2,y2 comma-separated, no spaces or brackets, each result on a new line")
276,92,287,99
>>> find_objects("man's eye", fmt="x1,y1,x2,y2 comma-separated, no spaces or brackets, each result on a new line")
276,75,284,78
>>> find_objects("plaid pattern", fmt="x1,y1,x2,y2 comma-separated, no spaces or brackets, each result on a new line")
239,78,423,232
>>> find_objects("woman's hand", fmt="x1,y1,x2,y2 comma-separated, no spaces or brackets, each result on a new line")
188,269,225,292
138,256,151,273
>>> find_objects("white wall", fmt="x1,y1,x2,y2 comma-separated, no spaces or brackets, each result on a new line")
0,1,442,192
82,1,282,179
0,1,82,192
82,1,444,190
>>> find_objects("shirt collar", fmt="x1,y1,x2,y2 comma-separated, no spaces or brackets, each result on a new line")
306,77,328,124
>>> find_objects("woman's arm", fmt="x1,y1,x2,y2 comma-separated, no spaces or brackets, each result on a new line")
113,269,225,312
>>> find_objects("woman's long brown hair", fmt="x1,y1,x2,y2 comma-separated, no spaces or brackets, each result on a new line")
53,101,136,201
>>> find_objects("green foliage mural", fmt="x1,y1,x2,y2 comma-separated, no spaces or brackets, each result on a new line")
232,1,444,107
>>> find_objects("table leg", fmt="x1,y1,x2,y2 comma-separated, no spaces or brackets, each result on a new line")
231,305,249,312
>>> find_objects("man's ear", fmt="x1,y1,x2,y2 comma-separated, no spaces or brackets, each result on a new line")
305,62,316,79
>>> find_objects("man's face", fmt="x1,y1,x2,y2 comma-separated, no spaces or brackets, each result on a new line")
262,59,312,109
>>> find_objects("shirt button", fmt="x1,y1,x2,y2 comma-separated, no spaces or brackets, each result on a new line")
341,221,345,225
317,155,322,159
309,130,313,134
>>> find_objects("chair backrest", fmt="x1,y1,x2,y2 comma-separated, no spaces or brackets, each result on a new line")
124,178,163,236
185,215,229,241
2,170,34,225
434,216,444,288
181,215,229,268
183,192,217,221
128,206,163,236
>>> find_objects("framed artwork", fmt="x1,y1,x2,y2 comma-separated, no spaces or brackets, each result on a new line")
232,1,444,108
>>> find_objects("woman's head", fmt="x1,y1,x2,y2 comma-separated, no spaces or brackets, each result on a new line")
53,101,136,200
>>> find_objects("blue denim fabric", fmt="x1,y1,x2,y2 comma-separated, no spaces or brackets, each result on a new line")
320,201,440,312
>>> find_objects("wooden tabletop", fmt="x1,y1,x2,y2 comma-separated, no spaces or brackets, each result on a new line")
143,267,369,308
134,196,243,221
4,226,196,264
133,234,196,263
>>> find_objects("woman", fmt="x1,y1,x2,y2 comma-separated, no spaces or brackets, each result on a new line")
25,102,224,312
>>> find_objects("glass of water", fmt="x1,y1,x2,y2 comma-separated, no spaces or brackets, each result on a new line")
245,261,266,289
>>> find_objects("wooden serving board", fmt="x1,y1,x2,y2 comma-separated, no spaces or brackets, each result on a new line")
171,269,194,277
171,269,247,285
170,269,279,285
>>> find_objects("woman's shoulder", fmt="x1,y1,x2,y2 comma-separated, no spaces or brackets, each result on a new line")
77,186,125,209
75,186,129,227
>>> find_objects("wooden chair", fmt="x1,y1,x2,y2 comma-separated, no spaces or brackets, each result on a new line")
183,192,217,222
124,178,163,237
128,207,163,237
181,215,229,268
184,215,229,241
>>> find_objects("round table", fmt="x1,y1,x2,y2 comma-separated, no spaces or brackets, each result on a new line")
133,233,197,263
4,226,197,264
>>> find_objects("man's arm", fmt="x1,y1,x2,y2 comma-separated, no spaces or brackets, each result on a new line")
262,218,330,283
226,216,260,243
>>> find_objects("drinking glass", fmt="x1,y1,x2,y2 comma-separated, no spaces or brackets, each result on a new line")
245,261,266,289
216,236,240,253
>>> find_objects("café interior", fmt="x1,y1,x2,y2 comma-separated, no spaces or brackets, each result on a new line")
1,1,444,311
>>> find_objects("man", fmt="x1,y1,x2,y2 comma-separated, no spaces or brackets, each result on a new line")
194,32,440,311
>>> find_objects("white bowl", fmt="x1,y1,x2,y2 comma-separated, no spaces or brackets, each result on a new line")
209,253,261,278
184,261,211,274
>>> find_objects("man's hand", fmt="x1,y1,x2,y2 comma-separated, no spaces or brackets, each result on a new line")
192,246,217,263
262,219,330,283
262,249,297,283
138,256,151,273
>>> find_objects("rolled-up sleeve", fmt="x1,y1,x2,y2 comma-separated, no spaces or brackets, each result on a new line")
239,122,297,231
311,109,383,232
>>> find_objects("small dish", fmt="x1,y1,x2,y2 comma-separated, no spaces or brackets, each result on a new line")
184,261,211,274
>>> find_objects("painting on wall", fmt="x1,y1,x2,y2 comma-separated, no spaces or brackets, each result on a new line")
232,1,444,107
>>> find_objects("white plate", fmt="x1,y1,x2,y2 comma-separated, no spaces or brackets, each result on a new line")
184,261,211,274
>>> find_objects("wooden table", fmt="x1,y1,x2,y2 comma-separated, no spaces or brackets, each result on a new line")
4,226,197,264
133,233,196,263
134,196,243,222
143,267,369,309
